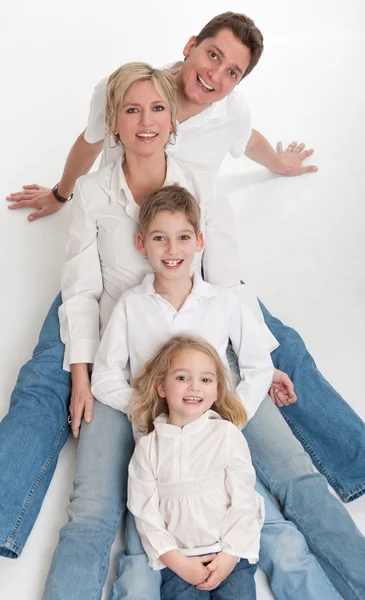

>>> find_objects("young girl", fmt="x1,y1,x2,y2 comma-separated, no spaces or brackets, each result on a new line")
128,335,264,600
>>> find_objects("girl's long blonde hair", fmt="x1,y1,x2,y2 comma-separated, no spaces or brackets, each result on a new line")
129,335,248,433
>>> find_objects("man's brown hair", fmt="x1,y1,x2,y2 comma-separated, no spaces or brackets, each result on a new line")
196,11,264,78
139,184,201,238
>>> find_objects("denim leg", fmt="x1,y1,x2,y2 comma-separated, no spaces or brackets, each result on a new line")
160,567,209,600
109,512,161,600
259,299,365,502
257,480,342,600
244,397,365,600
43,401,134,600
0,293,70,558
211,560,257,600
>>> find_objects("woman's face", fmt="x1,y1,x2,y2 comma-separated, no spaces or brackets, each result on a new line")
115,80,173,158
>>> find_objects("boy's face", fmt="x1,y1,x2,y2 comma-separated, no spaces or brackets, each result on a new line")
136,210,204,281
180,28,252,108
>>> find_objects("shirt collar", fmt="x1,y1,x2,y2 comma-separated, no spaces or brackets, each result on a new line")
133,271,220,299
204,98,228,122
154,409,221,437
110,155,189,215
175,98,228,138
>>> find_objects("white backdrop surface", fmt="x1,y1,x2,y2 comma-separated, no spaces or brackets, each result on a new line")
0,1,364,598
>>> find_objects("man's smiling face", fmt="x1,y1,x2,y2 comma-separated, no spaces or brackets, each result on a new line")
179,28,252,108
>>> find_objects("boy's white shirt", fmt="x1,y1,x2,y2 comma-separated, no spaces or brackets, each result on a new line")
84,75,252,169
91,271,274,420
59,156,278,371
128,410,265,569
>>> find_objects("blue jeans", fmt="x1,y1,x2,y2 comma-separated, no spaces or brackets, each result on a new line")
0,294,70,559
259,300,365,502
243,398,365,600
160,559,256,600
0,293,364,593
256,480,342,600
43,401,161,600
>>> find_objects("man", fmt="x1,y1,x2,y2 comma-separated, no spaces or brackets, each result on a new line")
7,13,317,222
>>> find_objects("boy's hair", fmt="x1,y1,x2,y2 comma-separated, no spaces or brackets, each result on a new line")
139,184,201,238
106,62,178,143
196,11,264,79
129,335,248,433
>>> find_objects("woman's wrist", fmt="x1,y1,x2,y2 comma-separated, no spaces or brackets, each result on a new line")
71,363,90,383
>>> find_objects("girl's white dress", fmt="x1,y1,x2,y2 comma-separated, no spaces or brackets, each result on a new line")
128,410,264,570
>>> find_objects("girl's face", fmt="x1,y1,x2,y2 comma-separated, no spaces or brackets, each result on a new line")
157,349,218,427
115,80,172,158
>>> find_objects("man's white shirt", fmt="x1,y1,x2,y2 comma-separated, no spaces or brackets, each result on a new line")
59,156,277,372
84,75,252,169
91,272,274,420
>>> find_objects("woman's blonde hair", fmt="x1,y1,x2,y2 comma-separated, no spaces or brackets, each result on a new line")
105,62,178,145
129,335,248,433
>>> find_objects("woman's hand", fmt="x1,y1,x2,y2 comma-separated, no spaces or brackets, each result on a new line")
70,363,94,438
269,368,297,407
6,185,64,221
196,552,238,590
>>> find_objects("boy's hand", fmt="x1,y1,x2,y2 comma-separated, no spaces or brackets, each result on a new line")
196,552,238,591
174,555,214,586
7,184,64,222
269,368,297,407
70,364,94,438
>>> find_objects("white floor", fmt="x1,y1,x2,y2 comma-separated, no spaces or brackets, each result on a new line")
1,1,365,598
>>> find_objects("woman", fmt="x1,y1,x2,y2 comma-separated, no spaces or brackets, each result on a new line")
43,63,361,600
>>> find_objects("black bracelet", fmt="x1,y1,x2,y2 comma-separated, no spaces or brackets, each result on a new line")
52,183,73,204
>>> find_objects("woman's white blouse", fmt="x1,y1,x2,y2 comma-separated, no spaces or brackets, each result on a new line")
59,156,277,370
128,410,265,570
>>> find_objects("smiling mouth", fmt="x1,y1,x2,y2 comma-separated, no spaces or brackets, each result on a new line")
197,74,214,92
183,396,203,403
136,132,158,139
162,259,183,268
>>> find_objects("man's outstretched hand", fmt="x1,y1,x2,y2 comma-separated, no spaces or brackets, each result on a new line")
274,141,317,176
6,184,64,221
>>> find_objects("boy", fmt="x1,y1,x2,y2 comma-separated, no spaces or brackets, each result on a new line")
91,184,275,420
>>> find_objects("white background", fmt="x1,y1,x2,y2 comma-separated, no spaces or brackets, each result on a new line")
1,0,365,598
